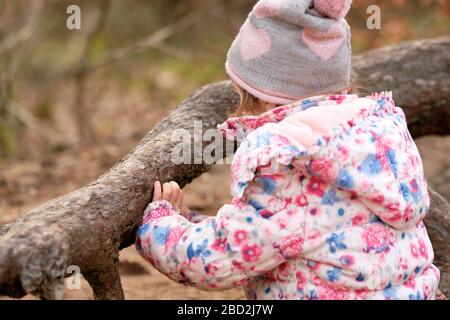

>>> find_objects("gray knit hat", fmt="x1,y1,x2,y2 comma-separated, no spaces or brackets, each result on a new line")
226,0,352,105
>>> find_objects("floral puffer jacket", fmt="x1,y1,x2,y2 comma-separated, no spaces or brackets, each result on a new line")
136,93,440,300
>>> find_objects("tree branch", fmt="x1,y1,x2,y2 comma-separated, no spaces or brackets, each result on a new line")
426,188,450,297
0,0,44,56
0,37,449,299
73,0,112,144
352,36,450,138
84,0,223,74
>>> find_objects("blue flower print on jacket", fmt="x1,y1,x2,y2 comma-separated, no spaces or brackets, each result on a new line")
187,239,212,260
327,267,342,283
322,189,340,206
386,149,398,177
336,169,354,189
326,232,348,253
360,154,383,176
153,226,170,246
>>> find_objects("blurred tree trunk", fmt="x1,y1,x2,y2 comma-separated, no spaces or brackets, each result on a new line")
352,37,450,138
0,0,44,156
73,0,111,145
153,0,183,23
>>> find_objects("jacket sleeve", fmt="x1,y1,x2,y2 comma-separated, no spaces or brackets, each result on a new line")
184,211,211,224
135,198,304,290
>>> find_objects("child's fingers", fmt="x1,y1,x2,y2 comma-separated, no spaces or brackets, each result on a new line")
162,182,173,201
152,181,162,201
176,189,184,210
170,181,181,204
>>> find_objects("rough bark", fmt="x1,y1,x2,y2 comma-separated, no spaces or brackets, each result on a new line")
0,82,239,300
352,36,450,138
0,37,449,300
426,189,450,297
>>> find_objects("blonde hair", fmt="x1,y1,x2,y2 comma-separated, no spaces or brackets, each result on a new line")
231,82,359,117
231,82,266,117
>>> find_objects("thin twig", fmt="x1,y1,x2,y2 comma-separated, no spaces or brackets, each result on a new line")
0,0,45,56
84,0,223,73
73,0,112,144
6,101,51,139
154,42,194,60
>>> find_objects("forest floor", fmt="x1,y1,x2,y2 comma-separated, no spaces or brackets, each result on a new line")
0,106,449,299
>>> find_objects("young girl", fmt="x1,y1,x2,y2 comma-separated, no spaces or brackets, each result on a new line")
135,0,440,300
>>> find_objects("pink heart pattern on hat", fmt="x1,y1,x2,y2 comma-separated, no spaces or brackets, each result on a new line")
240,21,273,61
254,0,285,19
302,22,345,61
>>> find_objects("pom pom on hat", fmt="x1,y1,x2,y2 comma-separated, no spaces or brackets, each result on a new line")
313,0,352,19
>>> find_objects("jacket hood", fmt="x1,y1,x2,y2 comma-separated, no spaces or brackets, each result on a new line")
218,94,360,142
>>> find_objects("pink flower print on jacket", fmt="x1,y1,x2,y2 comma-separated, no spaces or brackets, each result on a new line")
164,226,186,254
142,202,173,224
418,239,429,260
306,177,326,197
317,282,351,300
410,242,420,259
361,223,393,254
211,237,228,253
294,194,308,207
242,244,263,263
296,271,307,289
339,255,355,267
136,93,439,300
307,157,338,182
276,235,304,259
234,230,250,245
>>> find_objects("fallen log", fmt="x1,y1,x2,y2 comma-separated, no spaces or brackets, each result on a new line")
352,36,450,138
0,36,449,299
426,189,450,297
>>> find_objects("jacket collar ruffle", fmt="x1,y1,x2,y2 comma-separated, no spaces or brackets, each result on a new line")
218,92,394,142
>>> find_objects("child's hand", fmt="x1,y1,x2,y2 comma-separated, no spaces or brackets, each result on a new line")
152,181,191,216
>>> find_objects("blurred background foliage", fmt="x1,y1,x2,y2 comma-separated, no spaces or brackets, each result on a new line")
0,0,449,159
